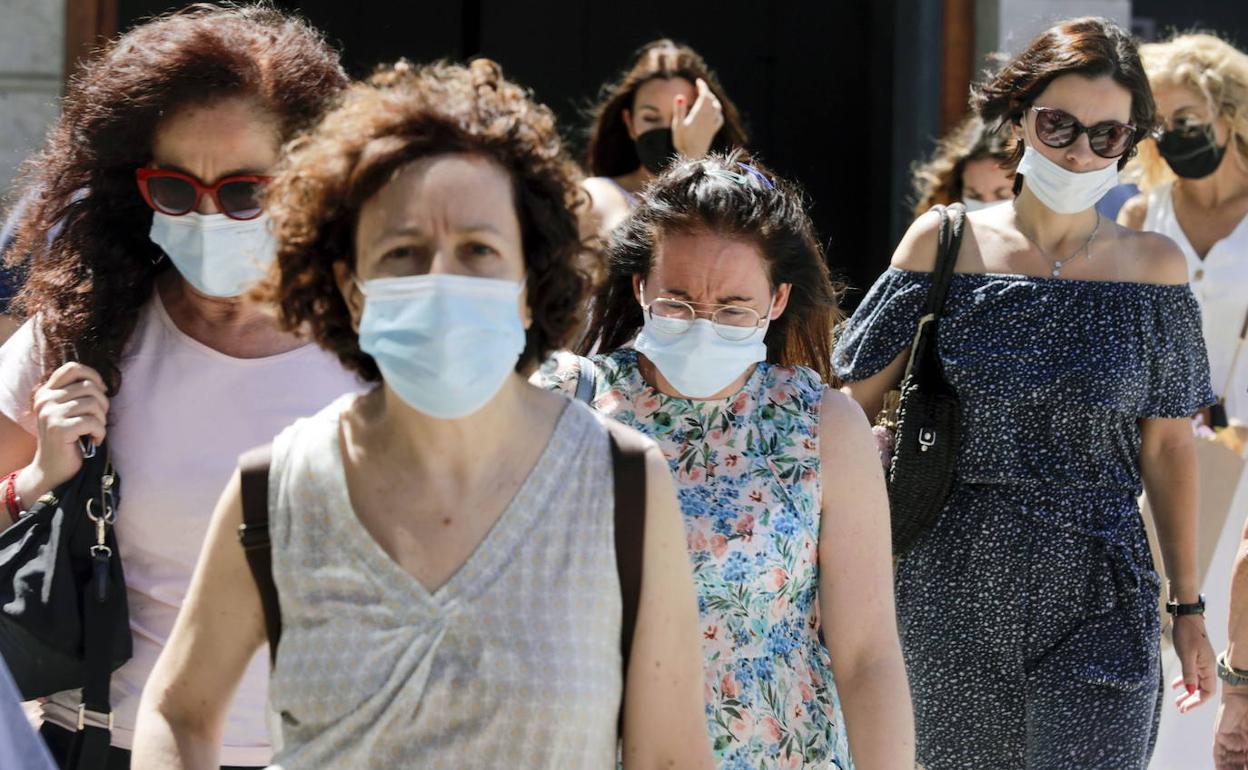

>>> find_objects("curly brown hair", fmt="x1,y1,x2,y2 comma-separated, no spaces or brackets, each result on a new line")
581,150,842,383
973,16,1156,181
585,39,749,178
909,115,1013,219
5,2,346,393
261,59,588,382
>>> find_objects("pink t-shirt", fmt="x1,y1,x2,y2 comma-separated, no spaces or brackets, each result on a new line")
0,292,363,766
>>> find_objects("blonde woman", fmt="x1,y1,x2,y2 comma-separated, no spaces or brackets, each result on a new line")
1117,33,1248,767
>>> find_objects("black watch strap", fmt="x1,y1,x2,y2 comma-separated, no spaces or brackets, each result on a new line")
1166,594,1206,616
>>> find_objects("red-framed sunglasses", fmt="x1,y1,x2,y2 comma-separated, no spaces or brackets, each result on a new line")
135,168,271,221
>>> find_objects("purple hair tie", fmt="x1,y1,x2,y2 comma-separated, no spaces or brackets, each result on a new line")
706,162,775,190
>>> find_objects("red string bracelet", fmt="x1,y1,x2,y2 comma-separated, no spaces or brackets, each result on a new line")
2,471,22,523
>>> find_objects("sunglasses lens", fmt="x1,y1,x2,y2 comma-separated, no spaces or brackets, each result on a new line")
1035,109,1077,147
217,180,265,220
146,175,197,215
1089,123,1134,158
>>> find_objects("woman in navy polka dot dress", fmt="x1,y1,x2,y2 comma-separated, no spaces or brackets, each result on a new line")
835,18,1217,770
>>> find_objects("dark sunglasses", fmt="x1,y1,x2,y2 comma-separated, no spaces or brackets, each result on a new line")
136,168,271,221
1028,106,1139,159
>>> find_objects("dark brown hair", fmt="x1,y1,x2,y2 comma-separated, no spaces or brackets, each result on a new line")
974,16,1156,174
585,39,749,178
5,2,347,393
910,115,1013,218
581,150,842,383
261,59,587,382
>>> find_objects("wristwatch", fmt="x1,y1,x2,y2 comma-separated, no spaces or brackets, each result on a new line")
1166,594,1206,616
1218,652,1248,687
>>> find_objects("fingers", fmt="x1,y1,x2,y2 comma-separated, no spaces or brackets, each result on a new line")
672,94,688,129
34,379,110,420
44,362,106,392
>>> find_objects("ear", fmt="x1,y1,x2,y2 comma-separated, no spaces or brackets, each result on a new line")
769,282,793,320
623,107,638,141
632,272,645,304
333,260,364,333
519,280,533,330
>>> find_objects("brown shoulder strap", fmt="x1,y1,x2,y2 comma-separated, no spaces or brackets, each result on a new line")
236,444,280,663
603,420,649,688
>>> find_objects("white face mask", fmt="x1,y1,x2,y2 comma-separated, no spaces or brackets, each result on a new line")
961,197,1008,213
148,212,277,298
633,297,772,399
1015,145,1120,214
356,273,527,419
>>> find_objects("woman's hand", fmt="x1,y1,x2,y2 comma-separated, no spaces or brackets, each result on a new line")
671,78,723,159
19,362,109,500
1215,686,1248,769
1173,614,1217,713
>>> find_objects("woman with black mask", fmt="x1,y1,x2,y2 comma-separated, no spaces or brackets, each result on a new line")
1117,33,1248,768
581,40,747,249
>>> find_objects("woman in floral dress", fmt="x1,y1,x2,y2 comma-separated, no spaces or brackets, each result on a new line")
538,152,913,770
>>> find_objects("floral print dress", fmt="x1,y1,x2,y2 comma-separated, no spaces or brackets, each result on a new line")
540,349,851,770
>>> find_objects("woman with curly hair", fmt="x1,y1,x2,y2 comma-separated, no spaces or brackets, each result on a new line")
0,4,357,766
581,40,748,244
910,114,1015,218
131,59,712,770
538,151,914,770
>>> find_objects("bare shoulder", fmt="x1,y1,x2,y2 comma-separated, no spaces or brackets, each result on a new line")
819,387,872,437
889,209,943,272
1116,225,1189,285
1117,192,1149,230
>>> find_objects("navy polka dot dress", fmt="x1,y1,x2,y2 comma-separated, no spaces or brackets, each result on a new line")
833,268,1216,770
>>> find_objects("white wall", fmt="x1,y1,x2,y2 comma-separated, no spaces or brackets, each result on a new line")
0,0,63,204
975,0,1132,67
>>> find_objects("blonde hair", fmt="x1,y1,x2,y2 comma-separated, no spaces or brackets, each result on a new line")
1131,33,1248,190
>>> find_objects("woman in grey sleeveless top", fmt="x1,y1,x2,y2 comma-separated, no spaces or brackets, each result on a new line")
131,60,713,770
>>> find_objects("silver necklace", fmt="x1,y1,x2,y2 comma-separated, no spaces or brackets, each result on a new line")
1020,211,1101,278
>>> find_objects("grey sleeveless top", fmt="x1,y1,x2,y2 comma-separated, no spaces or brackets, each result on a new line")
265,395,623,769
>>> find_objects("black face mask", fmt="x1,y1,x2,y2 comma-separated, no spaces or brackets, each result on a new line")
1158,123,1228,179
634,127,676,174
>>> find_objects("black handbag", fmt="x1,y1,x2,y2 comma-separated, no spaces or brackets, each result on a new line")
879,204,965,555
0,442,130,768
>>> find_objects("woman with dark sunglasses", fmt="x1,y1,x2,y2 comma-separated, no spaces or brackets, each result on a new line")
835,17,1216,770
0,6,359,767
538,151,915,770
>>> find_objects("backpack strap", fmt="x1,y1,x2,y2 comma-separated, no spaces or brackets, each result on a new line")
574,355,599,405
602,419,648,700
237,444,280,663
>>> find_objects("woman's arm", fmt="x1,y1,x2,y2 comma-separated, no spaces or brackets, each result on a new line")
1140,416,1216,712
131,471,267,770
818,389,915,770
621,443,714,770
839,210,943,419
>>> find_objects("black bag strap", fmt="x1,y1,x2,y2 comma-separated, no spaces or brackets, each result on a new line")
66,556,116,769
923,203,966,318
237,444,280,663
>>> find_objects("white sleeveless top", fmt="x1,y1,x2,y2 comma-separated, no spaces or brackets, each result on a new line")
1144,182,1248,423
0,292,362,765
265,395,624,769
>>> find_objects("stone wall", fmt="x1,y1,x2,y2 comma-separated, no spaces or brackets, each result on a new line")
0,0,63,205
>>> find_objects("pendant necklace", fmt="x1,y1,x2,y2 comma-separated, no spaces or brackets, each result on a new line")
1020,211,1101,278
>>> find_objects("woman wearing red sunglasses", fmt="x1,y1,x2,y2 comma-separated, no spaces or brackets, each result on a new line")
0,5,359,768
835,17,1215,770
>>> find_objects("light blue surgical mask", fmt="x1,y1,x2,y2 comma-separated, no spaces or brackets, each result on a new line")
356,273,527,419
961,197,1008,213
634,287,772,399
148,211,277,298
